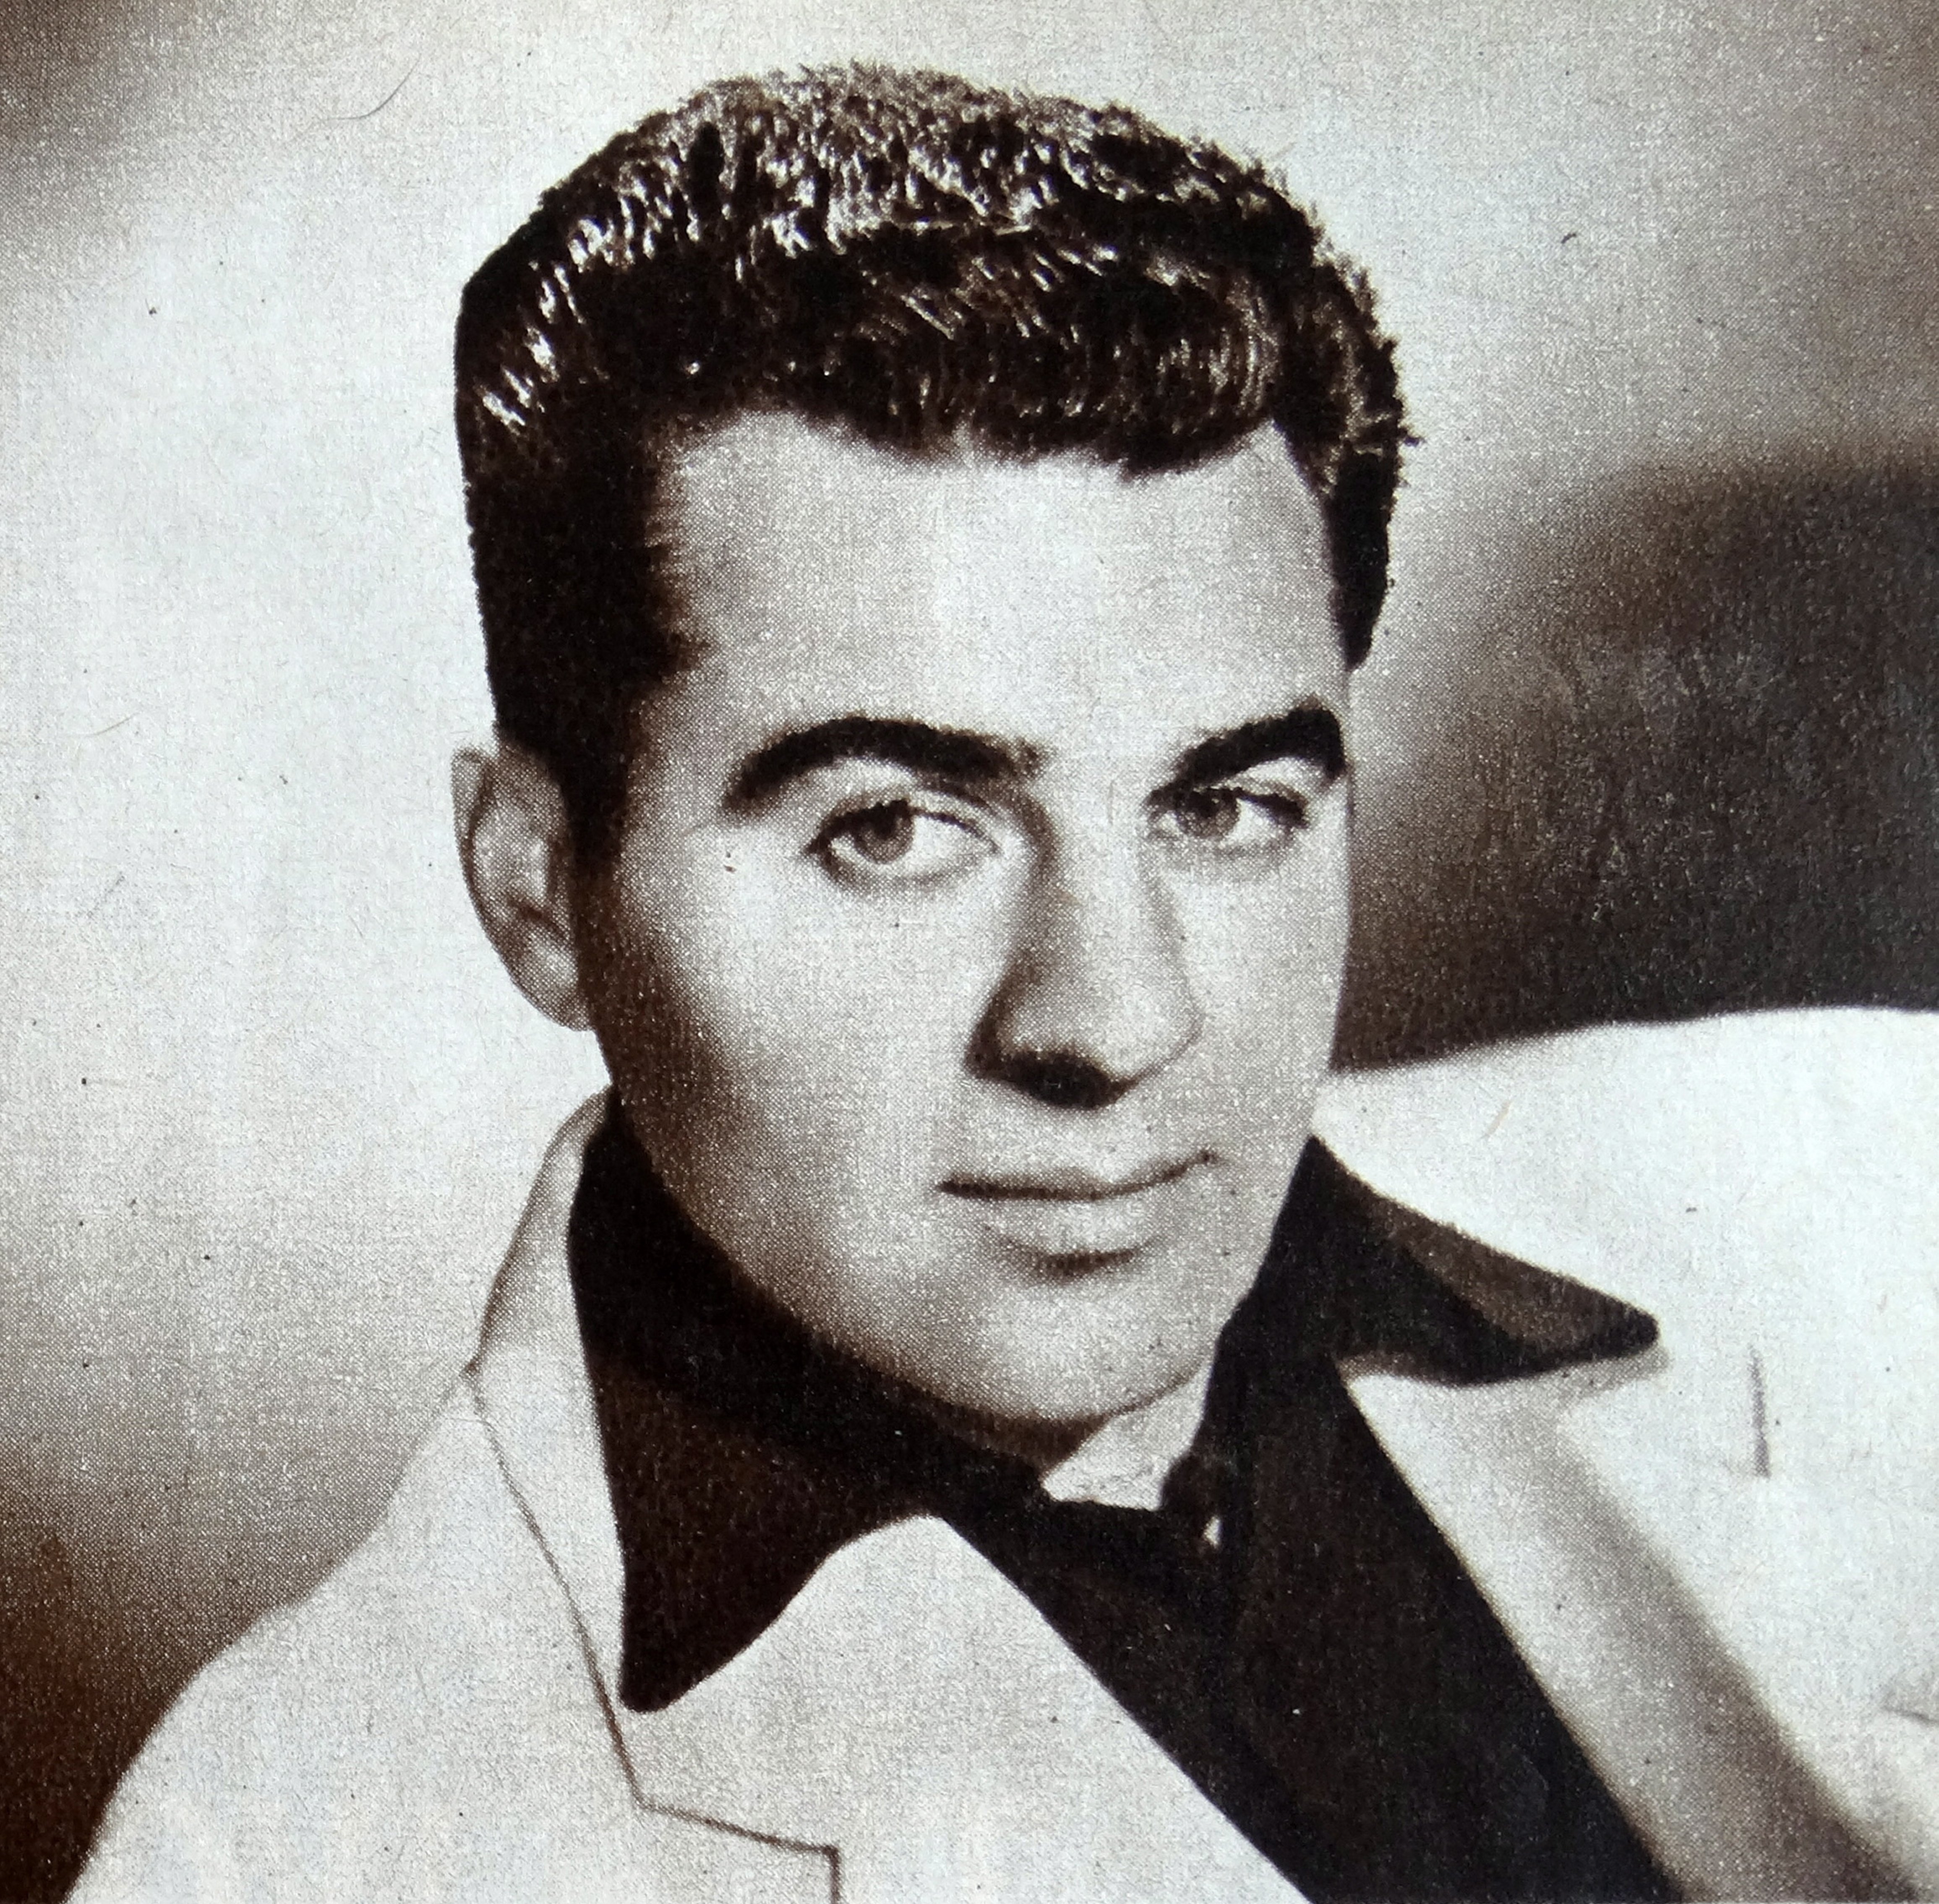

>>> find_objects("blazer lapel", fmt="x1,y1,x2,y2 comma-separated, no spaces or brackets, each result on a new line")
1353,1364,1905,1899
467,1099,1300,1901
468,1098,839,1901
466,1102,1911,1901
469,1095,627,1693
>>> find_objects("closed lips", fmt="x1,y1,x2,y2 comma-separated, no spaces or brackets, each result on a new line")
940,1153,1211,1202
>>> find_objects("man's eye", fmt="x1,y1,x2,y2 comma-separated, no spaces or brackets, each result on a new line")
812,799,993,884
1151,785,1310,851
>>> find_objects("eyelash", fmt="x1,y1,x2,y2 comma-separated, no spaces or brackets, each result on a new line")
809,794,992,874
805,776,1317,879
1150,782,1314,842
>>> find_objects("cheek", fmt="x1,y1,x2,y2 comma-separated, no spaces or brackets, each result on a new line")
1180,841,1350,1117
585,862,1005,1195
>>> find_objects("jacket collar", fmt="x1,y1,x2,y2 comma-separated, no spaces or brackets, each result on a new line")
466,1095,627,1694
459,1096,1913,1903
464,1094,1658,1737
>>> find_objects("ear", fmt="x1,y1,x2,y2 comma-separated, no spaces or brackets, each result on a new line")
452,741,592,1030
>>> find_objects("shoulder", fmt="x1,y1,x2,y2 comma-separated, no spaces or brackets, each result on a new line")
1316,1011,1939,1482
73,1382,626,1903
1317,1014,1939,1894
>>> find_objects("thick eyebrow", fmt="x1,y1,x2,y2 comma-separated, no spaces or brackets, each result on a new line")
724,715,1046,811
1169,707,1348,787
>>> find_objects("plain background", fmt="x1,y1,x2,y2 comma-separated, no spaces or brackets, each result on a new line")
3,0,1937,1894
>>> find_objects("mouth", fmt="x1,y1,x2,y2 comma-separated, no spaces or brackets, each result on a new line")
941,1153,1209,1202
939,1152,1214,1261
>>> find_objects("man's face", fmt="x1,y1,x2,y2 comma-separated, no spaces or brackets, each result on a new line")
575,414,1351,1432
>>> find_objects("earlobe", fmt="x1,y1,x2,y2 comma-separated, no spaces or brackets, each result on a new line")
452,742,592,1030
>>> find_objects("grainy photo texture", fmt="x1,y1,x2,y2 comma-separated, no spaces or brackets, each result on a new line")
4,6,1936,1901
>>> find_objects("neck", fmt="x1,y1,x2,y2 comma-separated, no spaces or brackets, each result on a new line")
901,1361,1216,1507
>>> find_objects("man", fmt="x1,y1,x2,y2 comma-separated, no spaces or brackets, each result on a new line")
74,67,1918,1902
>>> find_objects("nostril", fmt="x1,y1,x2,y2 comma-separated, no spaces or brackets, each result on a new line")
1002,1052,1129,1111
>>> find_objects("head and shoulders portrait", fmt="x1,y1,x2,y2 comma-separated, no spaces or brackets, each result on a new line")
6,13,1939,1904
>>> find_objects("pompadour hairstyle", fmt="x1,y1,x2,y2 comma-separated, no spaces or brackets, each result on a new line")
456,65,1408,855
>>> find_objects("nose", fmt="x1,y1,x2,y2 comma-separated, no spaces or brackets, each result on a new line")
971,842,1202,1110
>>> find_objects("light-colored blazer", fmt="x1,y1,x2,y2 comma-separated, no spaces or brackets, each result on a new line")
75,1017,1939,1901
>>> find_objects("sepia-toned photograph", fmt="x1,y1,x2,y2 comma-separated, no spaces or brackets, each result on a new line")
3,2,1936,1898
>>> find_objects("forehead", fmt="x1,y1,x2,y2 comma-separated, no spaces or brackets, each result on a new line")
647,414,1343,765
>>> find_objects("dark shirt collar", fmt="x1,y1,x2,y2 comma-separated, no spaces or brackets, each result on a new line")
567,1100,1655,1703
567,1101,1671,1901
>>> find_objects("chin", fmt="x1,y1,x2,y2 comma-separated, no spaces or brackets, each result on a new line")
901,1286,1233,1434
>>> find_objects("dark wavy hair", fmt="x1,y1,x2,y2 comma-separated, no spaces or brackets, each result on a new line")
456,65,1408,855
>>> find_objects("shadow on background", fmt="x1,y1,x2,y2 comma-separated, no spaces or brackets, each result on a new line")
2,14,195,1896
0,1488,170,1901
0,0,145,154
3,457,1937,1899
1341,457,1939,1066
